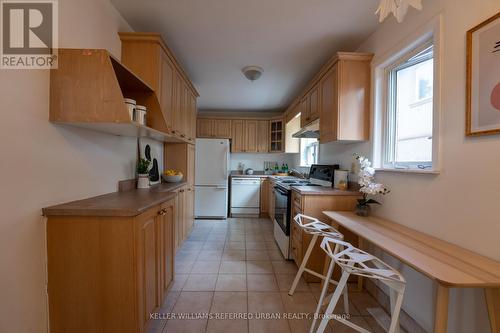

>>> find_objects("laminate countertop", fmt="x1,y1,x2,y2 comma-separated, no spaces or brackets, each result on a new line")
291,186,361,196
42,182,187,217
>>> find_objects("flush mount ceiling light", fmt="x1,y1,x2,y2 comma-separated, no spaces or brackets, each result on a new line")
376,0,422,23
242,66,263,81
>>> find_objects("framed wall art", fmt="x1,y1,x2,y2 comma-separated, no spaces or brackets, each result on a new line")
466,11,500,136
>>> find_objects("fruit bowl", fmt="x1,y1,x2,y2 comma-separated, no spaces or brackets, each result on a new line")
162,174,183,183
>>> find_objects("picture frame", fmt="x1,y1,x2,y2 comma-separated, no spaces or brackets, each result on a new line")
466,11,500,136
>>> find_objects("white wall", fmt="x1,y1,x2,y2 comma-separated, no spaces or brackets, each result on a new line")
319,0,500,332
0,0,142,331
230,153,296,171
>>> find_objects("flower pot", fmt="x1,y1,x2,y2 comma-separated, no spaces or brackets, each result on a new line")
137,174,150,189
355,204,371,217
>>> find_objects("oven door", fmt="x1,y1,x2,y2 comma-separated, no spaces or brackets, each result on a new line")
273,186,290,236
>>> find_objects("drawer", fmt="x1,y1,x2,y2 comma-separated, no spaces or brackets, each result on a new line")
291,219,302,242
292,191,302,207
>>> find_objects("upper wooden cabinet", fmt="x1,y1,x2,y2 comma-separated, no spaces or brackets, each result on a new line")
196,118,231,138
119,32,198,143
257,120,269,153
285,52,372,143
231,120,246,152
245,120,258,153
270,119,284,153
319,54,371,142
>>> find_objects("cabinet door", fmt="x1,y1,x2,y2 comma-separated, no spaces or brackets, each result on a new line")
214,119,232,138
268,181,275,222
196,118,214,138
269,120,284,152
188,91,196,142
159,53,174,132
158,201,174,300
319,64,339,142
177,188,186,244
136,207,161,332
309,85,319,122
245,120,258,153
172,72,182,136
300,95,311,127
231,120,246,152
256,120,269,153
260,179,269,214
185,187,194,237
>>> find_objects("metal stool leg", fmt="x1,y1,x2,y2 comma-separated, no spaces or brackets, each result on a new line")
388,283,405,333
310,252,336,333
315,270,351,333
289,234,318,296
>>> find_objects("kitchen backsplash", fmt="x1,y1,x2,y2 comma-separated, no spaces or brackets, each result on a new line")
230,153,296,171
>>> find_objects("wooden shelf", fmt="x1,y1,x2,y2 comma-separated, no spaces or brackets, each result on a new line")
49,49,182,143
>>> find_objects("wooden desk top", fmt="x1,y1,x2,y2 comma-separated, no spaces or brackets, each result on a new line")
323,211,500,288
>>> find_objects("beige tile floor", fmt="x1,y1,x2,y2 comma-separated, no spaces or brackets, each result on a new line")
149,217,400,333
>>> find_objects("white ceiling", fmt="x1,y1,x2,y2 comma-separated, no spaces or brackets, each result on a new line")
111,0,380,113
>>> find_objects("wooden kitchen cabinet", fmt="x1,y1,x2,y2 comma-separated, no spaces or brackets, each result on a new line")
196,118,232,138
214,119,232,138
300,95,310,128
185,186,195,237
257,120,269,153
260,178,269,215
268,178,276,221
119,33,198,143
136,207,162,332
319,53,372,142
245,120,258,152
197,118,214,138
300,84,319,128
231,119,246,152
289,190,360,282
269,119,284,152
46,200,176,333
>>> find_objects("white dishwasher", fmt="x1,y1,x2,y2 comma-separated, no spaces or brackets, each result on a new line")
230,177,261,217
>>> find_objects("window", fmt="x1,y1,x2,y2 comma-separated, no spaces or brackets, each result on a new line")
384,42,434,169
300,138,318,167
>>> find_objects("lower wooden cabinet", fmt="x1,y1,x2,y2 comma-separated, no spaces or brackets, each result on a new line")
46,199,176,333
260,178,269,214
268,179,276,221
289,190,360,282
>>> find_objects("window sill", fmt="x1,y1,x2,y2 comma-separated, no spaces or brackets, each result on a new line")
375,168,440,175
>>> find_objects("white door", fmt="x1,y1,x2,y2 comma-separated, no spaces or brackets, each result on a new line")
195,186,228,218
195,139,229,186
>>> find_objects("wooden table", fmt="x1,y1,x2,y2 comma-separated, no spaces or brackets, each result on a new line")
323,211,500,333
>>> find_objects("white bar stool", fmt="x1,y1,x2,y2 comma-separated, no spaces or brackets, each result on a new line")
288,214,349,315
311,237,406,333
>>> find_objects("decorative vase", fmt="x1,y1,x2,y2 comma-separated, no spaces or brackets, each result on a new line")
137,174,150,189
355,204,371,217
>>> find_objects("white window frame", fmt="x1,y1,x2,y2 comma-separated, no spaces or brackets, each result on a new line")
372,15,442,174
299,138,319,167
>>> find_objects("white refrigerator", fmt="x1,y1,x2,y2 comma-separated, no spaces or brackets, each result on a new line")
194,139,230,219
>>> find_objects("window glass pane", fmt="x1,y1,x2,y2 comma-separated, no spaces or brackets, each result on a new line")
300,138,318,166
393,49,433,163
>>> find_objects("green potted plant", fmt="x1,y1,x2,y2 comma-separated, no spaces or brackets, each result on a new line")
354,154,390,216
137,158,151,189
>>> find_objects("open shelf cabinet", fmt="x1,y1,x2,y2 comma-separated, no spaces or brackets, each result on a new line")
49,49,186,143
